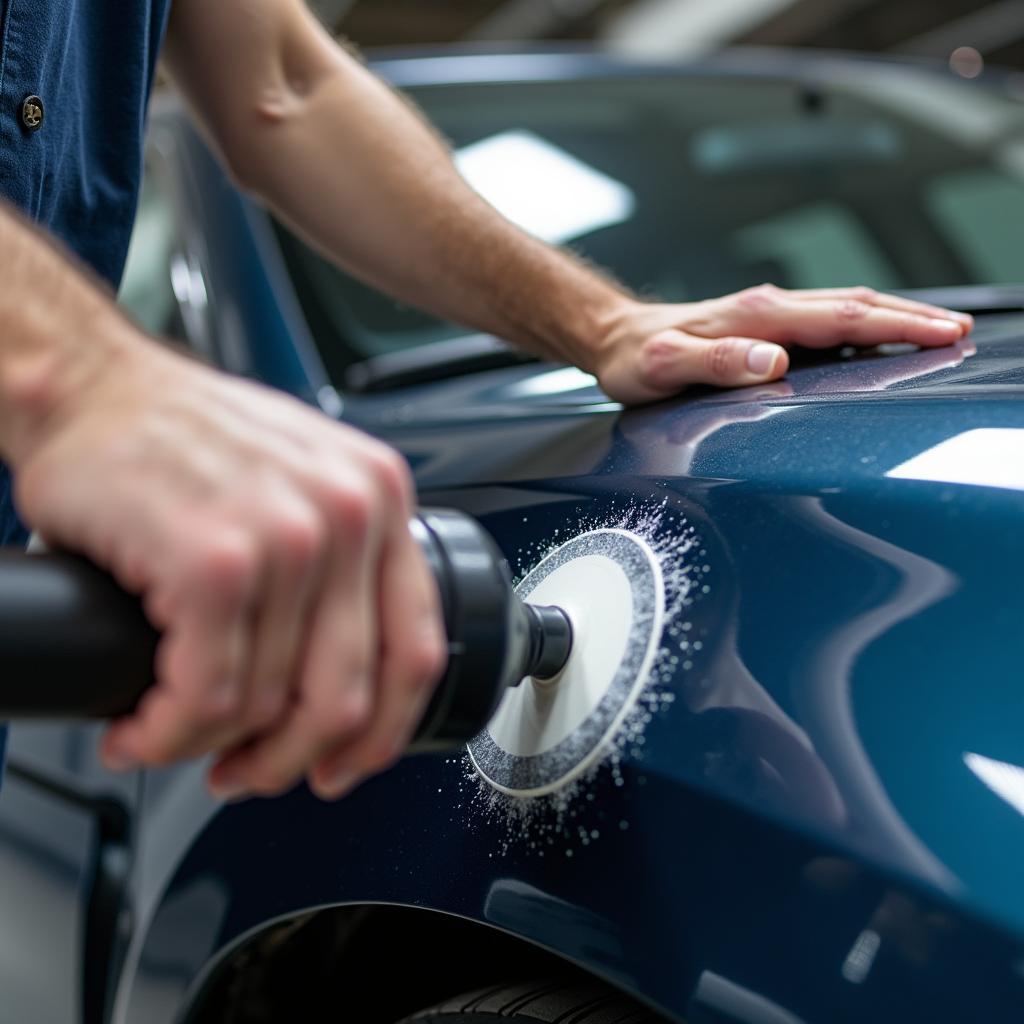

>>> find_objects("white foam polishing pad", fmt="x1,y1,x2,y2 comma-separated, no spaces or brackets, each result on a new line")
468,529,664,797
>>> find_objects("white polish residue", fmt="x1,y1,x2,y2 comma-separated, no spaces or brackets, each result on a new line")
487,552,635,757
448,498,709,857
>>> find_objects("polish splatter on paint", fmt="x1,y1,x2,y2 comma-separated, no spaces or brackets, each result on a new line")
453,498,709,856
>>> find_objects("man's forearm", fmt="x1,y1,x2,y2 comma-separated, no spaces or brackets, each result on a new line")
0,206,142,466
237,62,632,370
164,0,971,406
165,5,633,373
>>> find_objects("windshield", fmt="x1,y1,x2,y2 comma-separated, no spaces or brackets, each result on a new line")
273,64,1024,376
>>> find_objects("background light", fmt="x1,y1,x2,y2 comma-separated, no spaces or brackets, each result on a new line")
950,46,985,78
454,130,635,245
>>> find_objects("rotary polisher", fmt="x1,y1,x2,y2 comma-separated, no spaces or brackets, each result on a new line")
0,509,572,751
0,508,666,795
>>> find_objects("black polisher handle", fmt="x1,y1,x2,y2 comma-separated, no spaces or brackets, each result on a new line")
0,509,569,747
0,548,491,746
0,550,158,718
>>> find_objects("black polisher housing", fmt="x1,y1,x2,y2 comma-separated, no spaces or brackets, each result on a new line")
0,508,572,752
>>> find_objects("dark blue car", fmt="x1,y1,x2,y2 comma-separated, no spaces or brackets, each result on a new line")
3,48,1024,1024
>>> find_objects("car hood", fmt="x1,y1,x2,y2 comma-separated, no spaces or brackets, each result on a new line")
341,310,1024,949
350,311,1024,495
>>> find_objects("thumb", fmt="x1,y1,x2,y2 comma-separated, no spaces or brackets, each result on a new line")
616,331,788,403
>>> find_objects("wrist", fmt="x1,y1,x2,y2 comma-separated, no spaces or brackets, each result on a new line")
1,316,155,468
560,293,646,377
580,296,661,379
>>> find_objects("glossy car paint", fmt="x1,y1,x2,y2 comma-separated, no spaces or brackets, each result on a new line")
121,324,1024,1024
3,52,1024,1024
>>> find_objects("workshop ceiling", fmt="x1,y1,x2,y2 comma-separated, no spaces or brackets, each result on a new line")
314,0,1024,69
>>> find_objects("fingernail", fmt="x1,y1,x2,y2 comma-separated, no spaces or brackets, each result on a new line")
931,318,963,334
316,773,357,800
746,343,779,375
209,774,250,803
102,749,138,773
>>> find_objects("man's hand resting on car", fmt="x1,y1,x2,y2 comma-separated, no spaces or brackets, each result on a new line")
592,285,974,405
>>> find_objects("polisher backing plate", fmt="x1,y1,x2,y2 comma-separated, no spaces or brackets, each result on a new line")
468,528,664,797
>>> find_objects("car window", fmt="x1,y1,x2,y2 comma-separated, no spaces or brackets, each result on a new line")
731,201,900,291
118,165,181,339
926,168,1024,285
272,70,1024,380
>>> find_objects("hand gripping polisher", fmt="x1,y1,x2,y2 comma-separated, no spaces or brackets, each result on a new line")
0,508,572,748
0,509,666,797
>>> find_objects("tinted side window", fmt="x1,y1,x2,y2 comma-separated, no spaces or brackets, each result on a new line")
927,168,1024,285
731,201,900,291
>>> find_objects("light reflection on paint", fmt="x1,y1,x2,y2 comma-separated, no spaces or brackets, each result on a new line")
504,366,599,398
886,428,1024,492
842,928,881,984
965,751,1024,817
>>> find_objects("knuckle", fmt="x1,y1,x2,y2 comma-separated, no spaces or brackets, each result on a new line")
185,532,258,601
704,338,740,381
320,478,373,542
895,312,914,342
736,283,781,312
850,286,876,303
191,690,242,729
272,508,325,570
245,691,288,732
371,448,413,512
311,692,372,739
836,299,871,323
405,634,447,690
637,333,682,390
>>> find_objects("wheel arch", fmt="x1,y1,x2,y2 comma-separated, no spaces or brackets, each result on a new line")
180,902,634,1024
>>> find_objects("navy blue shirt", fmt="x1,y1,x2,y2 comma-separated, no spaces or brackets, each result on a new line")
0,0,172,545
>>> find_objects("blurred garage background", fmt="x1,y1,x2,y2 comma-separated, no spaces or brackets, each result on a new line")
312,0,1024,71
118,0,1024,384
118,0,1024,374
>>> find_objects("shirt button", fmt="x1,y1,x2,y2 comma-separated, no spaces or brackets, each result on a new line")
21,95,44,132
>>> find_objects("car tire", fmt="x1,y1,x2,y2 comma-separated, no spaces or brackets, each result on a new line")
400,979,663,1023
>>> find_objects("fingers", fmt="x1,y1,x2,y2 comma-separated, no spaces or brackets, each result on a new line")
100,528,258,768
207,516,380,801
784,298,964,348
786,286,974,333
203,445,443,802
240,501,325,735
711,285,968,349
18,344,447,803
308,521,446,799
632,330,789,398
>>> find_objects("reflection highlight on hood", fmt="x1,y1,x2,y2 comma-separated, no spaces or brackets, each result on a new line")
964,752,1024,818
887,428,1024,492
